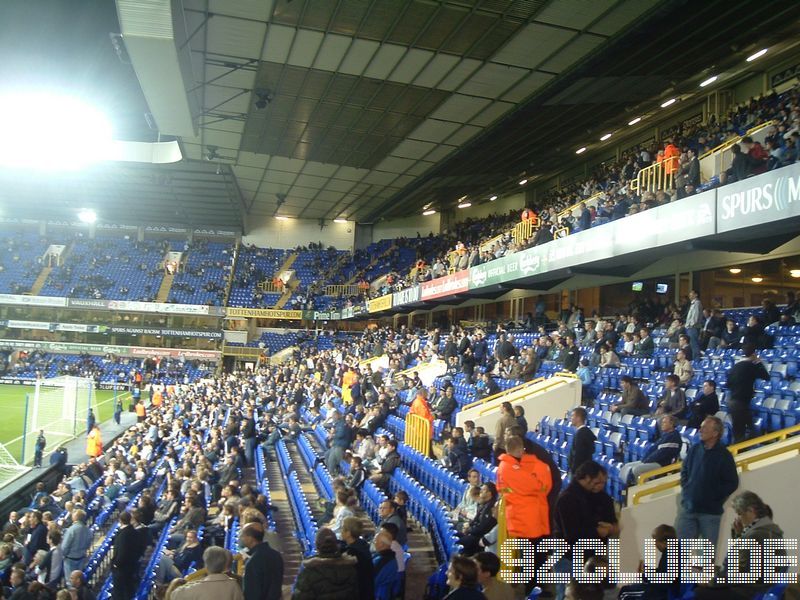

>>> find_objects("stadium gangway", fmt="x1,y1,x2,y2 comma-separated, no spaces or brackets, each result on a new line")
274,441,318,555
254,440,277,531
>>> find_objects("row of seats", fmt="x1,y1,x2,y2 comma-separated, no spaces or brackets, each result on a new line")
276,440,318,555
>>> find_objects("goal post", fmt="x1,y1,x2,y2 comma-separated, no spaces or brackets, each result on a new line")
21,376,96,465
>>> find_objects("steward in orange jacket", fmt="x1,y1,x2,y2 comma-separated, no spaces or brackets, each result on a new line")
409,389,434,437
496,436,552,539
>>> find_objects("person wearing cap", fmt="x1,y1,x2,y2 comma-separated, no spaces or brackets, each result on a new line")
292,527,359,599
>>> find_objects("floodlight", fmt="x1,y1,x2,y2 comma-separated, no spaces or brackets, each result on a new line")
334,218,347,224
575,147,586,154
422,209,436,216
78,209,97,224
700,76,717,87
0,93,112,169
600,133,612,141
746,49,767,62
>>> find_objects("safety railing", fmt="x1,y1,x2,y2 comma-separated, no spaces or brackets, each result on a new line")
512,220,537,246
221,342,263,359
557,191,605,221
476,374,577,418
222,238,240,307
630,423,800,505
324,284,361,297
462,377,545,411
405,413,431,457
631,155,679,194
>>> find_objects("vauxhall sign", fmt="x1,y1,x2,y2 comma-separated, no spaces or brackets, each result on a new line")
717,161,800,233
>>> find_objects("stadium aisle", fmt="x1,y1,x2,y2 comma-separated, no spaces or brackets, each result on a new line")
263,453,305,597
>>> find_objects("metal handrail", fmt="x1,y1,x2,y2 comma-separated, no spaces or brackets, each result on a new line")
630,423,800,505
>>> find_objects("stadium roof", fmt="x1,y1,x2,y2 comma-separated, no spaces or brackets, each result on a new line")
1,0,800,230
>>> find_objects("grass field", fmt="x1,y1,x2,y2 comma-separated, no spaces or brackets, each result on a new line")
0,384,124,463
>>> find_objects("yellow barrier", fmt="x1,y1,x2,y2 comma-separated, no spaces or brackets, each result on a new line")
632,158,678,194
630,423,800,505
699,120,777,161
512,220,536,246
405,413,431,457
476,376,575,418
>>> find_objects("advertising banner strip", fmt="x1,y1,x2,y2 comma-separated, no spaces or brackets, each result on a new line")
367,294,393,313
226,307,305,319
0,294,68,307
0,338,220,360
717,161,800,233
421,270,469,300
392,285,421,307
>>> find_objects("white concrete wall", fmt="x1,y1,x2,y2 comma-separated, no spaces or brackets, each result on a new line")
619,440,800,571
243,218,354,250
374,213,440,241
455,375,581,435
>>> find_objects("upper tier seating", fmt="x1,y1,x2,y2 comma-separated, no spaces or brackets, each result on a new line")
168,240,234,306
0,231,51,294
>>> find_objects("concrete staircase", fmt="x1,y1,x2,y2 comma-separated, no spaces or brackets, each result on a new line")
28,267,52,296
271,252,298,309
155,272,175,303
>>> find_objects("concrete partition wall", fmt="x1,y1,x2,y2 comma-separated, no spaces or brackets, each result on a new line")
619,441,800,571
454,375,581,437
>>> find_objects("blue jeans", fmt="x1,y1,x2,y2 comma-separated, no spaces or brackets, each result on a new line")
674,505,722,546
553,556,573,600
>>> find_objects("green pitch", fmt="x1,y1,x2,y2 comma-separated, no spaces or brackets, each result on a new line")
0,384,123,463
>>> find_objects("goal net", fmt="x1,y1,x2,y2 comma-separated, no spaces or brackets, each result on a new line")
22,376,96,465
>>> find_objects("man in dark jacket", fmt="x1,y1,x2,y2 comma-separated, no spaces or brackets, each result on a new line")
292,528,358,600
675,416,739,547
726,344,770,442
458,483,498,555
687,380,720,429
431,385,457,421
568,407,596,476
342,517,374,600
443,436,471,479
242,409,257,467
377,500,407,547
370,439,400,490
240,522,283,600
561,334,580,372
620,415,682,485
111,511,145,600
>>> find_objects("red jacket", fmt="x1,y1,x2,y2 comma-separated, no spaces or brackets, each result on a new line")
409,394,434,436
497,453,552,538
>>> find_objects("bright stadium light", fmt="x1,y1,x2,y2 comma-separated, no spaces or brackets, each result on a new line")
275,215,290,220
729,267,742,274
746,48,768,62
489,195,498,201
333,218,347,224
422,209,436,216
575,147,586,154
790,269,800,278
518,178,528,186
700,75,718,87
628,117,641,126
600,133,612,141
661,98,676,108
457,202,472,209
78,209,97,224
751,276,763,283
0,92,112,170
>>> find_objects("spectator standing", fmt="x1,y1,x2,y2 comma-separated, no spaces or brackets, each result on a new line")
492,402,517,461
562,335,580,372
685,289,703,361
568,407,596,475
675,416,739,547
726,344,770,443
240,522,283,600
171,546,243,600
33,430,45,468
342,517,374,600
553,461,619,600
61,509,92,575
86,408,96,436
111,511,145,600
291,528,359,600
496,437,551,543
85,425,102,459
